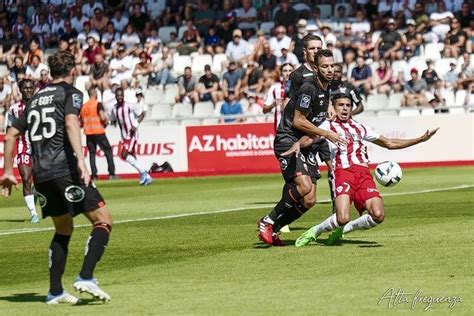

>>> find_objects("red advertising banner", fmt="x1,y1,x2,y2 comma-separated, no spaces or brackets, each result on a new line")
186,123,280,173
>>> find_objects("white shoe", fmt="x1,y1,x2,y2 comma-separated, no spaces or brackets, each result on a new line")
45,291,80,305
73,277,111,302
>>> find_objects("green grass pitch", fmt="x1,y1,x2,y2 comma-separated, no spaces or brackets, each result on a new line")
0,166,473,315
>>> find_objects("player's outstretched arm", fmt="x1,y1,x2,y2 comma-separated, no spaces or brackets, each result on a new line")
65,114,91,186
373,128,439,150
1,127,20,196
293,109,346,146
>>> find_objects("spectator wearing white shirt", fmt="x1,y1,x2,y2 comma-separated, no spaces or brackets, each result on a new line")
320,24,337,48
146,0,167,20
0,77,12,119
82,0,104,18
77,21,100,47
225,28,252,64
277,46,299,68
111,10,129,33
25,55,49,82
268,26,291,58
121,24,141,50
71,6,89,33
101,22,121,51
31,14,51,48
49,11,65,47
235,0,258,31
351,10,371,38
109,45,135,83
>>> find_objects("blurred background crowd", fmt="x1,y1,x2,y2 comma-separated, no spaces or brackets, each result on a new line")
0,0,473,126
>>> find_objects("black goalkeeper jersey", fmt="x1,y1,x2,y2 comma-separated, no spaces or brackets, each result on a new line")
12,82,84,183
277,80,329,142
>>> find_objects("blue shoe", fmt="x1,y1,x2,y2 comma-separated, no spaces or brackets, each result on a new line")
31,214,40,224
45,291,80,305
73,276,111,302
139,172,152,185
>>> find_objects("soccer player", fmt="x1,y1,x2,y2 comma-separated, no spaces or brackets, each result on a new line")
292,90,438,247
329,63,364,115
111,87,152,185
1,51,113,304
6,79,40,223
257,49,346,246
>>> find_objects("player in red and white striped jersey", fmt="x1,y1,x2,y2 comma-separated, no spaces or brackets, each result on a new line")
111,88,152,185
6,79,40,223
288,90,438,246
263,63,294,131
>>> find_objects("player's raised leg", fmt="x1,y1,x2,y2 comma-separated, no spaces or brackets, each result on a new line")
74,205,113,302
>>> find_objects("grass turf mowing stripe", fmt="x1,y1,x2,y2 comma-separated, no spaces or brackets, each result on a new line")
0,184,472,237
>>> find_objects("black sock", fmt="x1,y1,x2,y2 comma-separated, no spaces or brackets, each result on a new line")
268,183,302,222
79,223,111,280
49,233,71,295
274,203,310,232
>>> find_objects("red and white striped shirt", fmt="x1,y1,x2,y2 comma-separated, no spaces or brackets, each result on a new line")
112,101,143,140
8,101,31,155
320,118,380,169
264,81,286,131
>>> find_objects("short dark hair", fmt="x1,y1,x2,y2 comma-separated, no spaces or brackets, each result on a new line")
184,66,191,71
18,79,34,89
47,51,75,79
331,92,351,103
115,87,124,94
315,49,333,64
334,62,344,70
302,34,322,50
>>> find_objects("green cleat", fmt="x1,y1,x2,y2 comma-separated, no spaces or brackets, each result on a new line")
295,228,316,247
326,227,344,245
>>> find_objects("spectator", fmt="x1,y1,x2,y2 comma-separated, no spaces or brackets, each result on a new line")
428,2,453,43
464,83,474,111
67,38,85,75
167,31,182,52
217,0,237,28
219,90,243,123
135,88,147,122
235,0,258,32
269,26,291,59
101,22,121,51
0,77,12,117
90,8,109,34
403,19,423,55
225,28,252,64
368,59,393,95
35,68,51,93
350,56,372,96
31,13,51,48
221,61,242,98
25,55,49,82
162,0,184,26
24,38,44,65
421,59,440,88
320,24,337,48
245,93,266,123
180,21,201,55
277,46,299,68
83,36,102,67
9,56,27,81
326,40,343,63
12,14,27,37
444,18,467,58
197,64,221,104
111,9,129,33
82,0,104,18
374,18,402,60
412,2,430,34
121,23,141,50
274,0,298,32
145,0,167,21
402,68,428,107
351,10,370,38
242,62,263,95
133,51,153,90
193,1,216,36
258,43,277,71
203,27,222,55
109,44,134,83
77,21,100,47
444,62,459,89
62,20,78,42
129,3,150,33
49,11,65,47
291,19,309,63
336,23,361,58
71,6,89,33
457,52,474,89
86,53,109,92
175,66,199,105
457,2,473,31
429,79,448,112
150,46,174,89
122,79,139,104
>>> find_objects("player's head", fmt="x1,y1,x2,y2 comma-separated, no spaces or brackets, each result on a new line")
280,63,294,81
87,87,97,98
331,91,352,121
115,87,124,104
19,79,35,102
47,51,76,82
315,49,334,83
302,34,322,64
332,63,344,82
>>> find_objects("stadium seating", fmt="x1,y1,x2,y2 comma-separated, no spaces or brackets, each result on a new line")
434,58,457,78
214,101,224,115
377,109,398,117
211,54,228,73
366,93,388,111
150,103,172,120
239,98,250,113
173,55,192,76
181,119,201,126
178,25,187,39
191,54,213,75
158,26,177,44
423,43,444,61
173,102,193,117
408,56,428,73
202,118,220,125
259,22,275,35
193,101,214,117
421,108,435,116
444,90,456,106
159,119,179,126
388,93,404,109
144,89,165,106
399,108,420,117
455,89,467,106
164,84,179,104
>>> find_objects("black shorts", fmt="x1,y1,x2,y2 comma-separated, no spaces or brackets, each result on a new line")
34,175,105,218
274,136,321,184
311,139,331,162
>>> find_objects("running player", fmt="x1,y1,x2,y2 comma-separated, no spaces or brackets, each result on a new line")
2,51,113,304
329,63,364,115
292,90,438,247
111,87,152,185
257,49,346,246
6,79,40,223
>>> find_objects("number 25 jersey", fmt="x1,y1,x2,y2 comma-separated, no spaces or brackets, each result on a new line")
12,82,84,184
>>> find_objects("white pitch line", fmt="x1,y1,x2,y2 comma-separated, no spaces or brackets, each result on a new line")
0,184,472,237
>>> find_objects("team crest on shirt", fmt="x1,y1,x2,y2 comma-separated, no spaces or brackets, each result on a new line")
35,191,47,207
64,185,85,203
72,94,83,109
307,152,316,166
300,94,311,108
279,158,288,170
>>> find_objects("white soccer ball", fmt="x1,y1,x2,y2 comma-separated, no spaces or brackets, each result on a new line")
374,161,403,187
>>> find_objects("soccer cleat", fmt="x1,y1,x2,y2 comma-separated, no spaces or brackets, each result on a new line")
108,174,119,180
142,173,152,185
295,228,316,247
272,234,286,247
326,227,344,246
257,217,274,245
73,276,111,302
31,214,40,223
45,291,80,305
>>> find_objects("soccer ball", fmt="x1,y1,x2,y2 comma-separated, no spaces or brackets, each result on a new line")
374,161,402,187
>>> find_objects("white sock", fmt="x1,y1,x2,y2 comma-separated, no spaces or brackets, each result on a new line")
343,214,378,234
125,155,146,174
313,214,339,237
263,216,274,224
24,195,38,216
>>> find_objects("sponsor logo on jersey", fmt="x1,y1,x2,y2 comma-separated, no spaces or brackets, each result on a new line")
307,152,316,166
72,94,83,109
299,153,306,163
64,185,85,203
279,157,288,170
300,94,311,108
367,188,379,193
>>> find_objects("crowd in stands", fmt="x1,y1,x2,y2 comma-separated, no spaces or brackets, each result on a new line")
0,0,473,127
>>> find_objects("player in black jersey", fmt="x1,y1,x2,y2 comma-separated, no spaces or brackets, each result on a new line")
2,51,112,304
329,63,364,115
257,49,346,246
